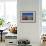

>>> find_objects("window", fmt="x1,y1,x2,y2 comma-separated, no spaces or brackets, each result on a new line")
42,0,46,33
42,0,46,21
0,0,17,26
0,1,4,17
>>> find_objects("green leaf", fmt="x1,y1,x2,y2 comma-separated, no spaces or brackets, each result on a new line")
0,18,5,27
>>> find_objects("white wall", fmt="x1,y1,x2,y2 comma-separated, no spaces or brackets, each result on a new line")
17,0,42,46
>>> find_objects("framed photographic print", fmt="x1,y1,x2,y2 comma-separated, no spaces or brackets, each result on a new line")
20,11,36,23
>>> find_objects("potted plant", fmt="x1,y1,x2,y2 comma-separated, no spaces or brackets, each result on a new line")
0,18,5,27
